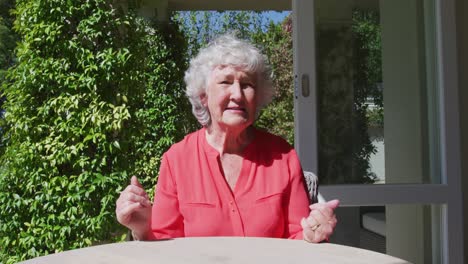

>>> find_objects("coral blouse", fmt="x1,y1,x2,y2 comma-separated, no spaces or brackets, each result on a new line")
148,127,310,240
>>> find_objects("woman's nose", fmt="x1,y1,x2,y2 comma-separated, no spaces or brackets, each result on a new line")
230,82,243,100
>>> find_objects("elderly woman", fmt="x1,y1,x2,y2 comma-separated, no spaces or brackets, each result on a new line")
116,34,338,243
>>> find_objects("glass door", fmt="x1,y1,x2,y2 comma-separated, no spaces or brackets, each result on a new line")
292,0,463,263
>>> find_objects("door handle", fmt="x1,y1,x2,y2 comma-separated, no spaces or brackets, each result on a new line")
302,74,310,97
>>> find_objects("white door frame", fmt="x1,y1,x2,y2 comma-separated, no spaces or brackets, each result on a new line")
292,0,463,263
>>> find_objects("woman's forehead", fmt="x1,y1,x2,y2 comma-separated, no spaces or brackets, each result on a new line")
210,65,256,78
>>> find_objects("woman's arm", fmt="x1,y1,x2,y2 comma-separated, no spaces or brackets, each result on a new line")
284,149,311,239
283,149,339,242
149,153,185,239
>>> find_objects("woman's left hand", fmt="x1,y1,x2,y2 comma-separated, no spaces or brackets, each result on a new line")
301,199,339,243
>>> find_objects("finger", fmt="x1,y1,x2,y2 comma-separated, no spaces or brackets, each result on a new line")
116,199,139,214
119,200,151,217
303,217,328,243
303,210,336,243
116,200,134,213
309,204,334,220
311,206,334,220
304,213,319,228
116,202,142,224
309,202,327,211
326,199,340,209
309,202,331,212
303,228,319,243
319,224,334,237
308,210,328,226
131,176,143,188
315,224,333,242
120,192,151,207
314,231,327,243
301,218,316,243
122,184,149,198
309,199,340,211
301,217,311,229
325,216,337,229
305,215,322,235
302,217,318,232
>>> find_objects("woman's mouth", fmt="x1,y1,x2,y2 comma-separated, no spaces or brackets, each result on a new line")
225,107,246,113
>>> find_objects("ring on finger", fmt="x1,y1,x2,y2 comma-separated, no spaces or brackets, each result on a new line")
311,224,320,231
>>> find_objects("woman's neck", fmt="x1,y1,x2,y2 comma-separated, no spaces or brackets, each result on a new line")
205,125,254,155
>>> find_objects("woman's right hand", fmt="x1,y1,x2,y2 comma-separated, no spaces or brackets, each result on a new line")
116,176,152,240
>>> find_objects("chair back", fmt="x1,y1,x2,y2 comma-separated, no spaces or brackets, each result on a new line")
303,171,319,204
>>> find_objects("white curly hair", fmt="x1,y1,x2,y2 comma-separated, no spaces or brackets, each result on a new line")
184,33,274,126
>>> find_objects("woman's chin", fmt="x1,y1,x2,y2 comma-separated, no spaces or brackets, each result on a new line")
217,116,252,129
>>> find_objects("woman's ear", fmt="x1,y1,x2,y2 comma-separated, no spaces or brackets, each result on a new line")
200,93,207,107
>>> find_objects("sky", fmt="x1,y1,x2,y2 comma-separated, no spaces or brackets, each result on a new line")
266,11,290,24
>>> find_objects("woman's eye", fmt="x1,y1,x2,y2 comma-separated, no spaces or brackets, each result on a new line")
243,83,255,88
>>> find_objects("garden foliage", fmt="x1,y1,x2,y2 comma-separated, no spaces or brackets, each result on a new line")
0,0,16,79
0,0,17,156
253,17,295,144
0,1,193,262
316,10,381,184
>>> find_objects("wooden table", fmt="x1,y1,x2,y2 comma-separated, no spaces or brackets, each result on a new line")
20,237,412,264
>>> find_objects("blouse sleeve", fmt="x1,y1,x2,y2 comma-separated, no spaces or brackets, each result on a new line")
148,153,184,239
285,149,310,239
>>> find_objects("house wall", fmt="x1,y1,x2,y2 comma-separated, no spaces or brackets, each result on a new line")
380,0,429,262
457,0,468,262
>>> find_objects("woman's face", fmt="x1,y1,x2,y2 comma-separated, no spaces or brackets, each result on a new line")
204,65,257,130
